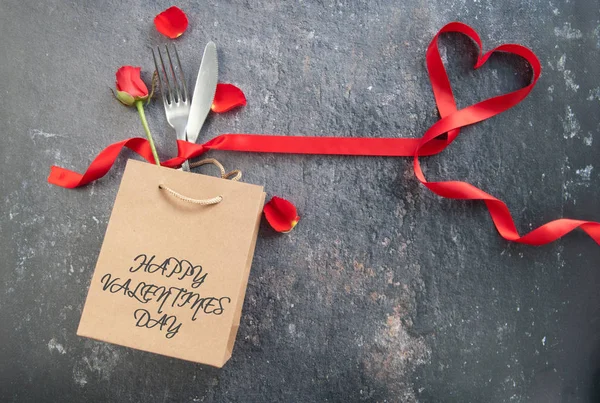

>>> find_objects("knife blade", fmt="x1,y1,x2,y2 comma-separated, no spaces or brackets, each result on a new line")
186,41,218,144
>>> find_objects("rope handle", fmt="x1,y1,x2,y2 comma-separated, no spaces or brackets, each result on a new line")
189,158,242,181
158,158,242,205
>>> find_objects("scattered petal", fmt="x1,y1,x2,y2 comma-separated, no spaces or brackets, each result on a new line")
211,83,247,113
154,6,188,39
263,196,300,233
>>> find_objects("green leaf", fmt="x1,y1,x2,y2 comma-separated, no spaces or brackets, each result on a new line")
148,70,159,105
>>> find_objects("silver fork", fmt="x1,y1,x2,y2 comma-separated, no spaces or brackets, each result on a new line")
152,44,191,171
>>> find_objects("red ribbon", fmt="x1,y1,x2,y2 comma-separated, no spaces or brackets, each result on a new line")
48,22,600,246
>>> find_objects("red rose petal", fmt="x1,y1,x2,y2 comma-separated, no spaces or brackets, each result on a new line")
211,83,247,113
154,6,188,39
263,196,300,233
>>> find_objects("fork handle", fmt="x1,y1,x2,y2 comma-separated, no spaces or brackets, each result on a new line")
176,127,191,171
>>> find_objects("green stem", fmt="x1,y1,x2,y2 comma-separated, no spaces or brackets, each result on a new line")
135,100,160,165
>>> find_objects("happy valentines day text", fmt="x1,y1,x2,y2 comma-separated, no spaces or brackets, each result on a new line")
99,254,231,339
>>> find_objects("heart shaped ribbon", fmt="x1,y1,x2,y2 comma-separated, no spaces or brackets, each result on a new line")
48,22,600,246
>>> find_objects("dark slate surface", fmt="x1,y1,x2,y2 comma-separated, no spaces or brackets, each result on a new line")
1,1,599,402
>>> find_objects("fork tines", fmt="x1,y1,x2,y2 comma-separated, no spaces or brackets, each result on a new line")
151,44,188,106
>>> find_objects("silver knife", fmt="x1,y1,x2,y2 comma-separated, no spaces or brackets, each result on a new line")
186,41,218,145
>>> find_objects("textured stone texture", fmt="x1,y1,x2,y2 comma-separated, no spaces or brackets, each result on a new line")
1,1,599,402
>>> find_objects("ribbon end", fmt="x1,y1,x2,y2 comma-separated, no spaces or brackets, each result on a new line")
48,166,83,189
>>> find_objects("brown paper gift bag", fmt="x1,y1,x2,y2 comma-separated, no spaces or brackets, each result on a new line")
77,159,265,367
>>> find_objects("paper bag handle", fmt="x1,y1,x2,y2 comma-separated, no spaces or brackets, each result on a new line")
158,158,242,205
189,158,242,182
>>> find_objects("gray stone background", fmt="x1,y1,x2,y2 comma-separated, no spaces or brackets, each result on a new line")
1,0,599,402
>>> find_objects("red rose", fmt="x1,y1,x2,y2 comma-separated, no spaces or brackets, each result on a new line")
113,66,160,164
115,66,149,106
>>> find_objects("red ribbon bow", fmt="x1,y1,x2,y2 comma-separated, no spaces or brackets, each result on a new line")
48,22,600,246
